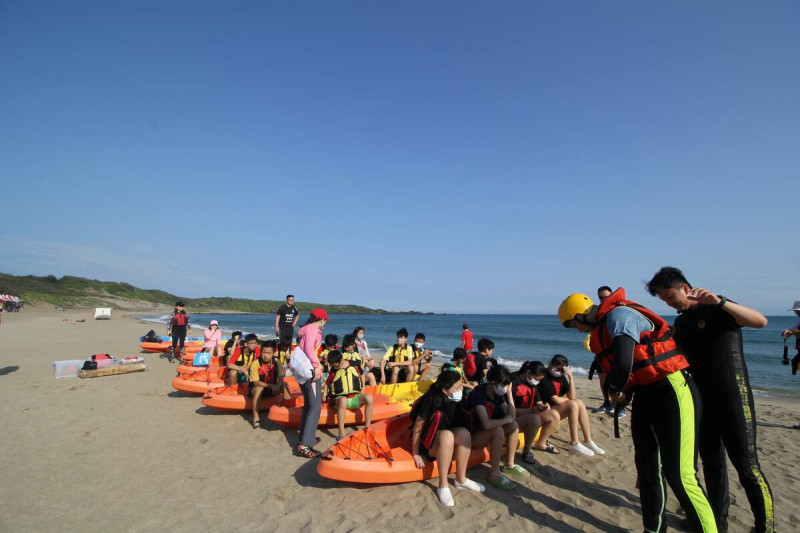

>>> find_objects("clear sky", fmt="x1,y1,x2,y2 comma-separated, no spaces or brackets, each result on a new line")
2,2,798,315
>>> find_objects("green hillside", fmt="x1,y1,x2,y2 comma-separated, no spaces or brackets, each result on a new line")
0,273,423,314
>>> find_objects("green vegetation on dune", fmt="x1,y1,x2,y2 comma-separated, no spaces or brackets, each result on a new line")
0,273,424,314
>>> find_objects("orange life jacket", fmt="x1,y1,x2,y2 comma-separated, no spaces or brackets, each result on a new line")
589,288,688,390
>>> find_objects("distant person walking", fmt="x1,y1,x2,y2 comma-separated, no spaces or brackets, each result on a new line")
274,295,299,344
461,323,474,352
781,300,800,368
295,308,329,458
167,301,191,362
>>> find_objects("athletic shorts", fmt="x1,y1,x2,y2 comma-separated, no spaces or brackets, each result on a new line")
330,394,360,408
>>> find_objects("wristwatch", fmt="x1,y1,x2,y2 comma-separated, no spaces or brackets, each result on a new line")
717,296,727,308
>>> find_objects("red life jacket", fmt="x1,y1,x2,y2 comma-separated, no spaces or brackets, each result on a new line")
589,288,688,390
171,312,188,327
552,379,563,397
256,361,277,385
513,382,535,409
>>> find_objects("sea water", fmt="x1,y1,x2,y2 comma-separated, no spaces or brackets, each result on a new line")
140,313,800,398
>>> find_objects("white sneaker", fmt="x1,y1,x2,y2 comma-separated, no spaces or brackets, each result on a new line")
585,440,605,455
437,487,455,507
454,478,485,492
569,442,595,456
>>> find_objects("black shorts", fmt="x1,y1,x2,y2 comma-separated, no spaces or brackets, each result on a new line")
249,382,277,396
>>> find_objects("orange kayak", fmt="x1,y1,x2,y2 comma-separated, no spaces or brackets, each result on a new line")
200,384,298,411
177,355,223,374
141,341,205,354
266,391,404,427
171,366,227,394
317,414,493,484
201,378,301,412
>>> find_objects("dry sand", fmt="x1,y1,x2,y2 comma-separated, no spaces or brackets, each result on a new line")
1,307,798,532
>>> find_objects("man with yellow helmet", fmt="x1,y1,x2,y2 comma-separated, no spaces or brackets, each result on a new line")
558,288,717,533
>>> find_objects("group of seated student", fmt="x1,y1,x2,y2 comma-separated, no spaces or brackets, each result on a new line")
322,350,374,439
510,361,560,462
249,339,292,429
377,328,435,385
536,354,604,456
411,365,534,507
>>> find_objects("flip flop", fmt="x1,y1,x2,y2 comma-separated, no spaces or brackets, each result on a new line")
521,451,537,465
252,420,261,430
501,464,531,478
488,473,517,491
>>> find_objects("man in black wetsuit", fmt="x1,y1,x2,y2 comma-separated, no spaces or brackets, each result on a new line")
647,266,774,533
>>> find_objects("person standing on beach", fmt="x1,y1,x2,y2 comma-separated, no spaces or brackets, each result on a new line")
559,289,717,532
274,295,299,345
647,267,774,533
461,323,474,352
781,300,800,371
591,286,627,419
167,301,191,362
295,307,329,458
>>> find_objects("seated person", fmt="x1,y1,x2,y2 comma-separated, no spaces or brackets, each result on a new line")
226,333,260,386
442,348,476,395
379,328,416,384
316,333,339,375
463,338,493,385
203,319,223,358
411,332,434,381
275,340,292,369
353,327,375,370
469,364,527,490
539,354,604,456
249,339,291,428
341,334,376,387
322,350,373,439
222,331,243,367
512,361,561,459
410,370,485,507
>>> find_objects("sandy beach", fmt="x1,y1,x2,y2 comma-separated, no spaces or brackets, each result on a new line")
1,307,798,532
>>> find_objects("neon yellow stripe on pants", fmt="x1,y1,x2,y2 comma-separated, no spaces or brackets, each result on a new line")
667,371,717,532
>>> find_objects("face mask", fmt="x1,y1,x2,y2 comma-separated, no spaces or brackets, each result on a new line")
528,378,540,386
414,342,423,349
549,368,562,378
357,334,364,340
494,385,508,396
449,389,463,402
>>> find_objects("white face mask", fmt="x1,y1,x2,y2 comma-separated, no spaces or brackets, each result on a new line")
494,384,508,396
549,367,562,378
449,389,463,402
528,378,540,386
357,334,364,340
414,342,424,349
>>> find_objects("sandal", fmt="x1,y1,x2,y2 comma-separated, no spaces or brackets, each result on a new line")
295,445,322,458
501,464,531,478
536,443,560,455
488,473,517,490
252,420,261,430
521,451,537,465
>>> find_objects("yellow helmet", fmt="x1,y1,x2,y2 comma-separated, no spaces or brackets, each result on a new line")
558,293,594,326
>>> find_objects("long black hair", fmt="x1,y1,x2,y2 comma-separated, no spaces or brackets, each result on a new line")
411,370,462,421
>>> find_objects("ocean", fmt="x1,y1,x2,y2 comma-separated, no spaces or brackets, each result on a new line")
140,313,800,399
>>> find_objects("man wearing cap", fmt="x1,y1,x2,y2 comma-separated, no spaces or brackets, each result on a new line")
167,302,191,362
646,267,773,533
275,294,299,345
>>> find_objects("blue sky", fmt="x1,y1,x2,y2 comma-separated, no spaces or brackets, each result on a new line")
2,2,798,314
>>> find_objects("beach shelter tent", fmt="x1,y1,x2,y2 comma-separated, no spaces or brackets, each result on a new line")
94,308,112,320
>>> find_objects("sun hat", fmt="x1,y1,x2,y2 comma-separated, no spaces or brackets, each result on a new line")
790,300,800,311
209,319,219,326
311,308,330,321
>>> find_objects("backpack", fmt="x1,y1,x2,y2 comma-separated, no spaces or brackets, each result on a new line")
143,330,161,343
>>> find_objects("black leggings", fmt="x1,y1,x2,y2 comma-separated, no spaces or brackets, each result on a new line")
631,371,716,533
171,326,187,354
695,369,774,532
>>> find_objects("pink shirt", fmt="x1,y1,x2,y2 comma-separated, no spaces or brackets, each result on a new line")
297,323,322,369
203,328,221,349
